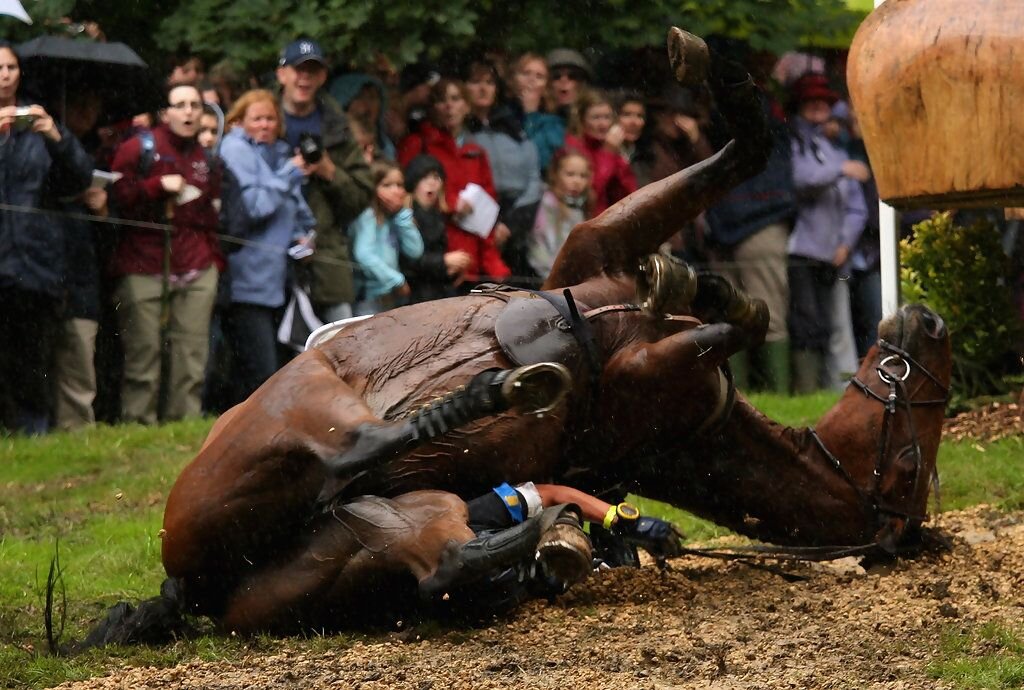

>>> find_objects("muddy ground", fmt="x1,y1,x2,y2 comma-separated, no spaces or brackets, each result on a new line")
53,502,1023,690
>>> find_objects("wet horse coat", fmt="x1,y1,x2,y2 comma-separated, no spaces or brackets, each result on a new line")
159,31,951,634
161,30,776,631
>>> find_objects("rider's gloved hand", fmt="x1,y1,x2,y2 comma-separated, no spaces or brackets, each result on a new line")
606,502,684,559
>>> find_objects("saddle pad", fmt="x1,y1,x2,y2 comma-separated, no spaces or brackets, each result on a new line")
494,296,582,372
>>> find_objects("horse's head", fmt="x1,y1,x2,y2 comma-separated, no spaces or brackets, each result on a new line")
817,303,951,550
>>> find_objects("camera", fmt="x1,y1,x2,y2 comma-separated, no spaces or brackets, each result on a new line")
297,133,324,165
12,107,38,131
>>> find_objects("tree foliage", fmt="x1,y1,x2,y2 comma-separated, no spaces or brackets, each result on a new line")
151,0,862,71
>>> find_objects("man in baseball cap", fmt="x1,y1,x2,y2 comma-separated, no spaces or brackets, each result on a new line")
279,38,329,69
275,37,373,324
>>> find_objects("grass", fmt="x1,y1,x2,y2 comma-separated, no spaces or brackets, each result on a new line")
1,393,1023,688
929,623,1024,689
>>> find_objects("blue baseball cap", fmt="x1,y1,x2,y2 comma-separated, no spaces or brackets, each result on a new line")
279,39,328,68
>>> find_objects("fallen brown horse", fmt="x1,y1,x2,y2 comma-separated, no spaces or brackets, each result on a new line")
157,28,772,631
148,31,952,636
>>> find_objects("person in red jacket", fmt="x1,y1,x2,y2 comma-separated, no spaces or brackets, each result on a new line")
398,78,511,287
563,88,638,215
110,82,224,424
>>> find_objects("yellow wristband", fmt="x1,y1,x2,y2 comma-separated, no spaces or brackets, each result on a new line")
602,505,618,530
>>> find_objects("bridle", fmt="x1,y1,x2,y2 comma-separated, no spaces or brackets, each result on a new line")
809,338,949,531
672,338,949,567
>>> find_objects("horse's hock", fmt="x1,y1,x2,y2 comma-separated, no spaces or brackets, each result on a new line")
848,0,1024,209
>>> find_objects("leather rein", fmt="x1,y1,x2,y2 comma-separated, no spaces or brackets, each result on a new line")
681,338,949,566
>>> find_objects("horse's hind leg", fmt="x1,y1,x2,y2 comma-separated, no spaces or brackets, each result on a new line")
218,491,475,633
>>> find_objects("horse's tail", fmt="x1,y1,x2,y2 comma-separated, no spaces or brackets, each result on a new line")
71,578,193,653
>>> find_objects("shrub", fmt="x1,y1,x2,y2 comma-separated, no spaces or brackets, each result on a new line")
900,211,1021,405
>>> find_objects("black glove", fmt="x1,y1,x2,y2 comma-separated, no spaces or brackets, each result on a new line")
611,507,684,560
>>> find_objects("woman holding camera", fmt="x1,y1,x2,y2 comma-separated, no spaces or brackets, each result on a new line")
0,41,93,434
219,89,316,403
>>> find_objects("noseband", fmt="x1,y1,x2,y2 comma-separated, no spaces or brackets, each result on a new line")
809,338,949,528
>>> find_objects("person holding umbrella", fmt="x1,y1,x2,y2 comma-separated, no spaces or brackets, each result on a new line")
110,82,224,425
0,40,93,434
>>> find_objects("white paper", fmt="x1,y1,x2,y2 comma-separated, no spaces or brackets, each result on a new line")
91,170,122,189
176,184,202,206
455,183,500,238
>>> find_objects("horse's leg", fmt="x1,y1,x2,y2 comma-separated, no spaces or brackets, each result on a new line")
161,350,389,612
218,491,475,633
544,29,770,289
218,492,591,633
597,322,755,435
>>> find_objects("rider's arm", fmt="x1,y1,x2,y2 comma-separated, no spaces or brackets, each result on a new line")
533,484,614,526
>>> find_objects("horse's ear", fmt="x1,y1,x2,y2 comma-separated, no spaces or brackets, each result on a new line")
874,517,906,554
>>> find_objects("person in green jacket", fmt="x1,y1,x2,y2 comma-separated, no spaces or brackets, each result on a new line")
275,39,373,322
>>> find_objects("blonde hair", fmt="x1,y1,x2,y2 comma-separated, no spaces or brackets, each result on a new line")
224,89,284,139
370,159,404,218
509,52,554,113
547,148,595,220
568,87,613,138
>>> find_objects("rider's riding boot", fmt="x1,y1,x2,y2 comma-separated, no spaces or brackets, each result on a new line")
758,339,792,395
791,349,822,395
419,504,591,601
322,363,571,478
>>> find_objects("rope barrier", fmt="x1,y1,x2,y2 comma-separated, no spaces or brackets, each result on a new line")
0,200,839,281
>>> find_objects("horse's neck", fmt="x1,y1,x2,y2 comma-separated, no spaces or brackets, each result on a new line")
642,395,875,546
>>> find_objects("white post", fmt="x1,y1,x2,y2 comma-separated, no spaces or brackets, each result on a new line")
879,202,901,315
873,0,901,316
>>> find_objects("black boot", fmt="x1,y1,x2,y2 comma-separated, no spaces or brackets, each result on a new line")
419,504,590,601
322,362,571,479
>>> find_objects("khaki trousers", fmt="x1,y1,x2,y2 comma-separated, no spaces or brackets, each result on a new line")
710,222,790,343
54,318,99,430
115,266,218,424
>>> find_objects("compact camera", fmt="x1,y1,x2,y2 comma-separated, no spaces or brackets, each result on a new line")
12,107,38,131
297,132,324,165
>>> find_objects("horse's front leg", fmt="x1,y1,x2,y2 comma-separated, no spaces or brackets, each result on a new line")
598,321,757,436
544,28,770,289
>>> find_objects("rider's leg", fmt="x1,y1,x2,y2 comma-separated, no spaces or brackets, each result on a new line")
320,362,571,480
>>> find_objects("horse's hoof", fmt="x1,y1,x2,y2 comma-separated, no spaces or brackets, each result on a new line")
667,27,710,88
500,362,572,415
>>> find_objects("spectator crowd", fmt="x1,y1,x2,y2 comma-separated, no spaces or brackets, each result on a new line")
0,29,893,435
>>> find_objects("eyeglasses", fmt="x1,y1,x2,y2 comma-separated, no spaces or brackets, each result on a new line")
168,101,203,112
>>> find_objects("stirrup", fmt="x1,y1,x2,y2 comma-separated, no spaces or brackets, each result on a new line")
317,363,572,501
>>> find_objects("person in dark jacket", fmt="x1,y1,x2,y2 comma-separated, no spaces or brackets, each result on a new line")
275,39,374,323
399,155,472,302
0,41,93,434
53,91,110,430
110,82,225,424
705,91,795,393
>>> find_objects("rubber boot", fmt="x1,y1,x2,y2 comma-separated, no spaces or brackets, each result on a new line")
419,504,590,600
321,362,571,479
758,340,792,395
791,349,822,395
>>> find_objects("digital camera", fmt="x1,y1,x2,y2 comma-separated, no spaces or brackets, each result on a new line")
12,107,38,131
298,133,324,165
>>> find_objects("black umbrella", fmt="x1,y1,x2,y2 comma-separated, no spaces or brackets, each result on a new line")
16,35,164,125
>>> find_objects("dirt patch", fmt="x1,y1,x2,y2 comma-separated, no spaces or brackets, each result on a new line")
944,401,1024,443
54,506,1024,689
